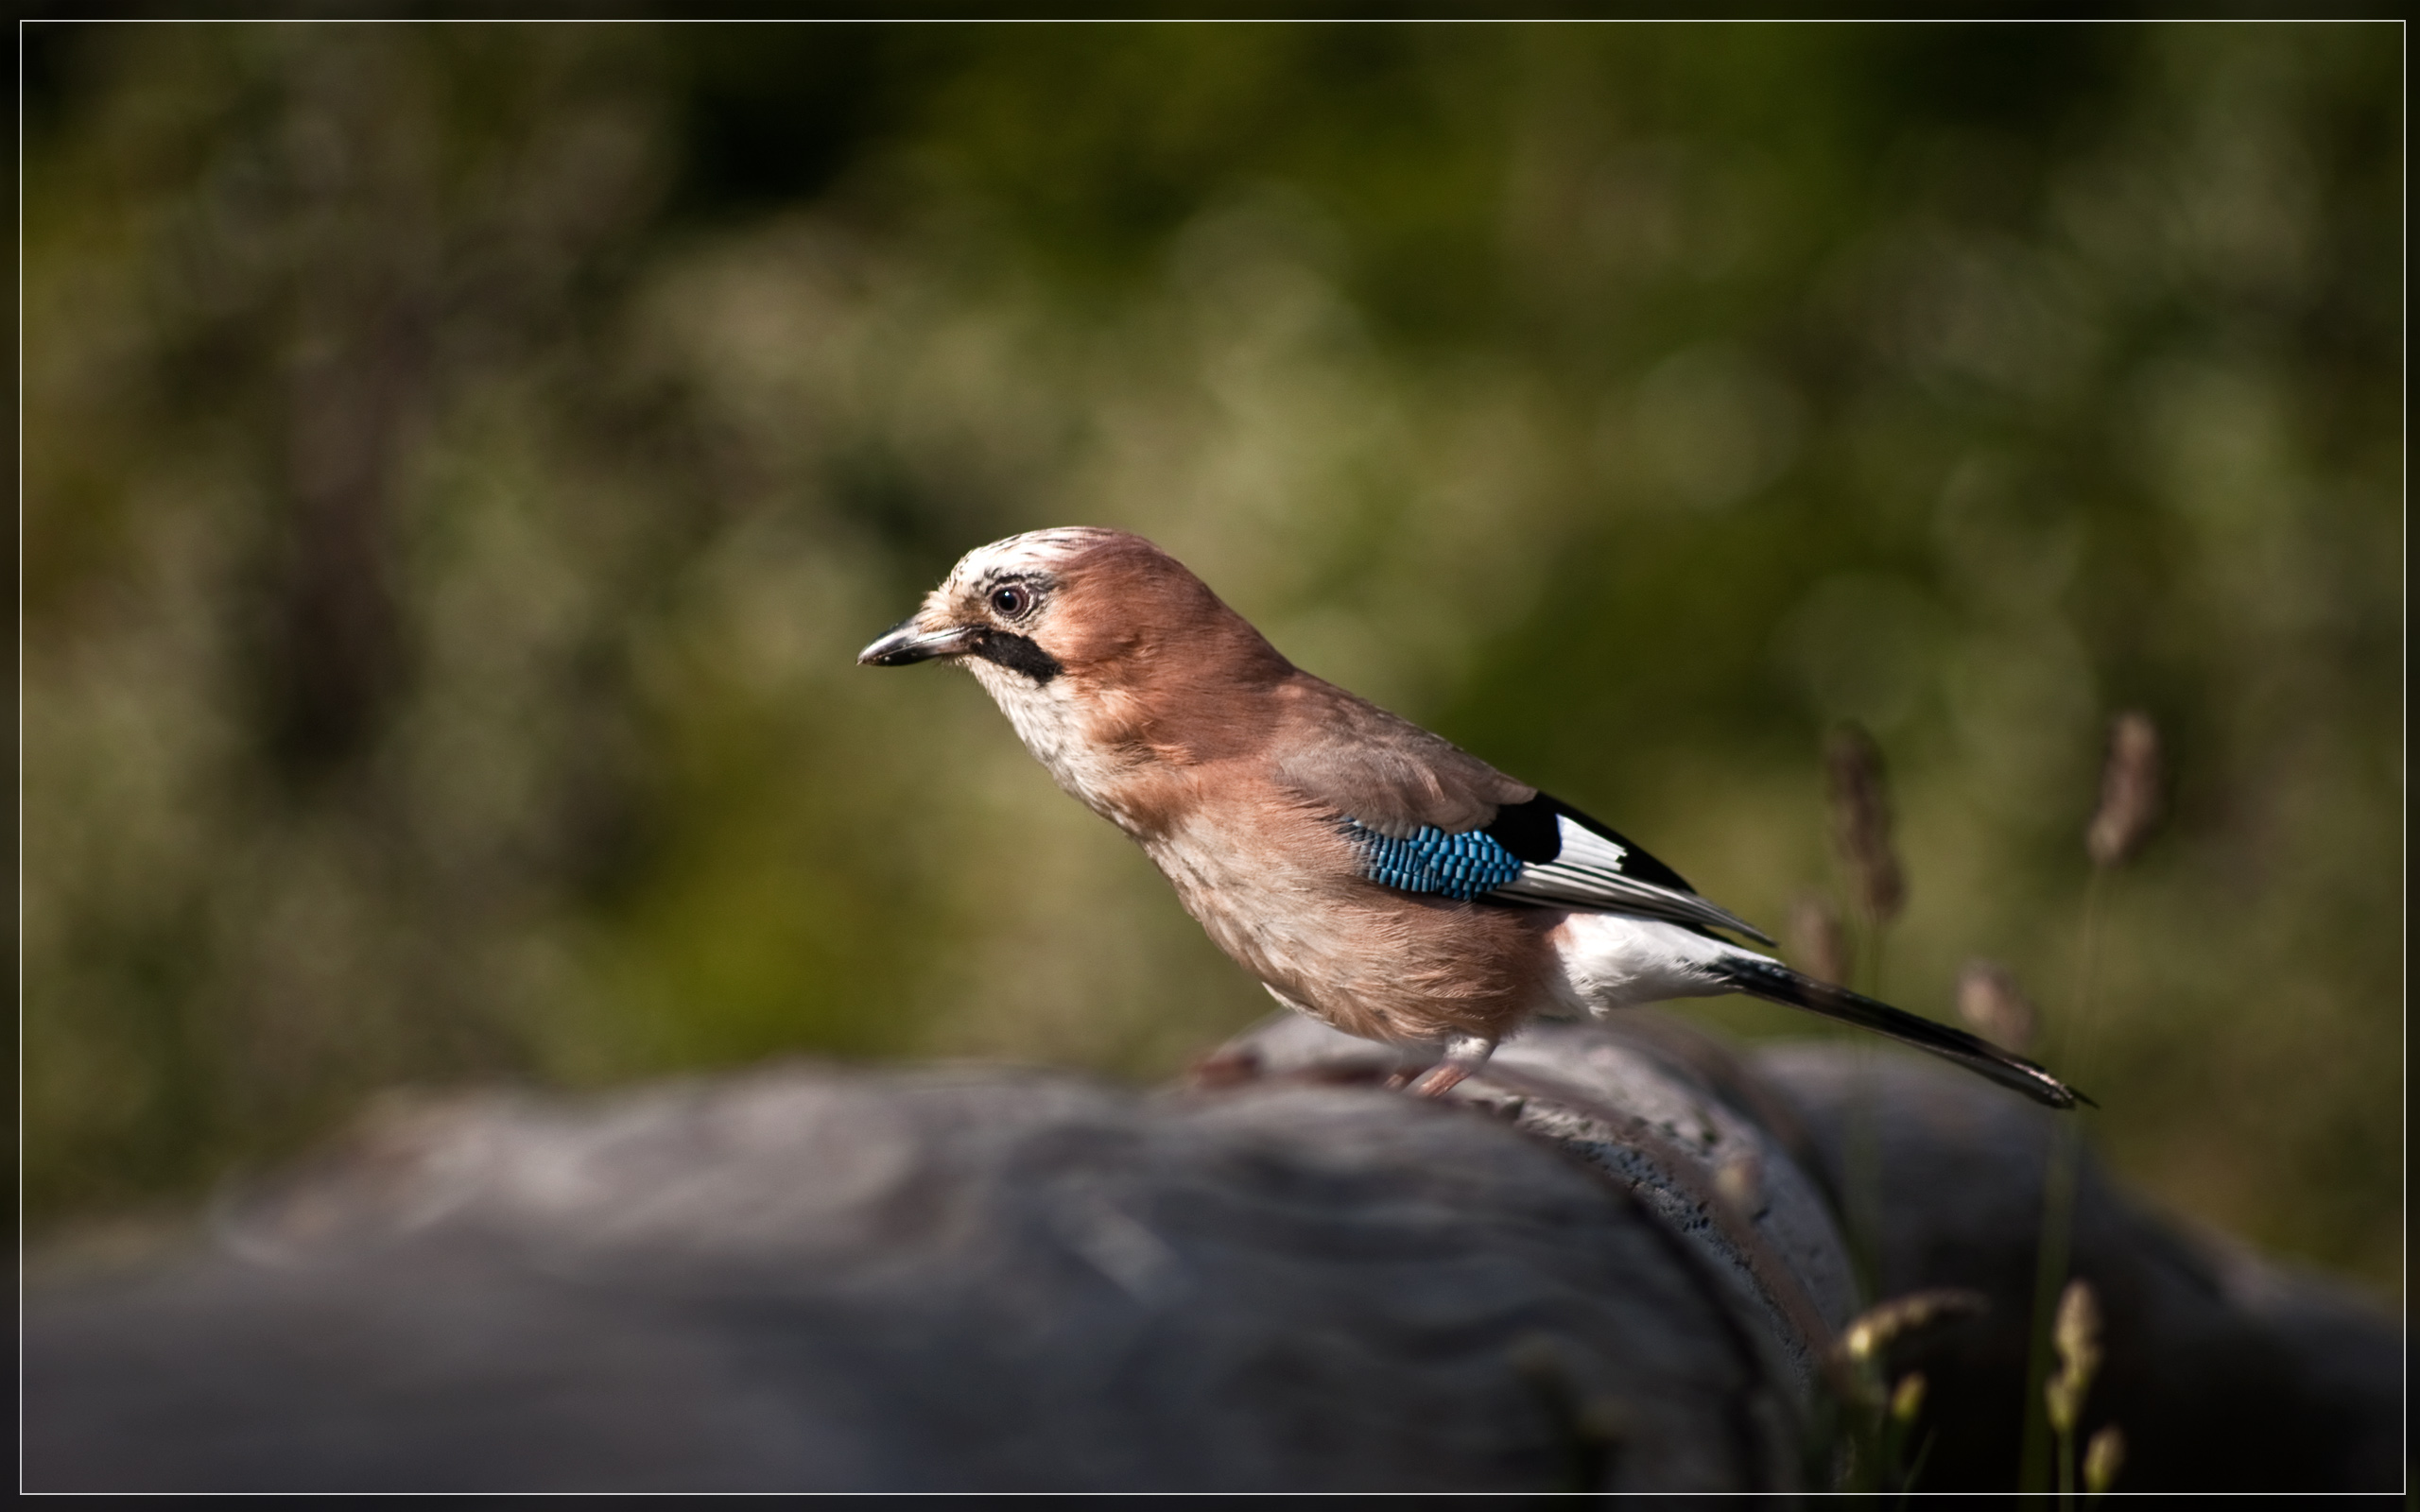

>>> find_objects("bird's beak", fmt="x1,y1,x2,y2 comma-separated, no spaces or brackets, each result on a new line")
857,617,982,667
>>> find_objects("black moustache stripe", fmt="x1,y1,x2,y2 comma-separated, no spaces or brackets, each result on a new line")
972,631,1063,684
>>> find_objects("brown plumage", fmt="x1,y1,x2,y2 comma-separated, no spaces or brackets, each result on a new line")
900,530,1553,1049
860,527,2086,1108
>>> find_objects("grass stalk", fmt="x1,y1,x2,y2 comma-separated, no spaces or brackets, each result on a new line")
2019,866,2101,1494
2018,1118,2082,1495
1842,918,1889,1301
1824,725,1900,1311
2022,713,2157,1494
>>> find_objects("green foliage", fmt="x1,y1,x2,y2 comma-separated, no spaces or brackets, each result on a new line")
22,23,2401,1295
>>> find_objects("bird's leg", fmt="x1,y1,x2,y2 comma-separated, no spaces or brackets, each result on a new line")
1407,1034,1497,1098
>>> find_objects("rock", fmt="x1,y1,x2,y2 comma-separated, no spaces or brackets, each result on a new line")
28,1040,1789,1492
26,1016,2399,1492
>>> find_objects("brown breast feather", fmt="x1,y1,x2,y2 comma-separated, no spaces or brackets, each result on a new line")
1035,538,1558,1043
1151,778,1561,1049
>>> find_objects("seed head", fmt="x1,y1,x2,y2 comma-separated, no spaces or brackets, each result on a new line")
1715,1152,1763,1217
2054,1277,2102,1376
1889,1371,1927,1425
2086,712,2162,868
1789,892,1851,986
1824,724,1905,926
1955,958,2038,1055
2046,1278,2104,1433
2083,1425,2125,1494
1837,1287,1988,1365
2045,1371,2083,1434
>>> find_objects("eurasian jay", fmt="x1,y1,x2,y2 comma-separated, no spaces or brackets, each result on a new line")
859,527,2083,1108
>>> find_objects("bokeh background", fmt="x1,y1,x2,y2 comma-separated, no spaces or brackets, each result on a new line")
22,22,2401,1297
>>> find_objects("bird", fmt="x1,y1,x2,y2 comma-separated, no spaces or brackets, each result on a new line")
858,527,2084,1109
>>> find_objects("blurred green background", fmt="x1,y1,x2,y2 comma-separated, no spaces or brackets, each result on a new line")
22,23,2400,1297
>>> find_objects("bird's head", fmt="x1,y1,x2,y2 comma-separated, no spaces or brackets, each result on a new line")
856,527,1289,696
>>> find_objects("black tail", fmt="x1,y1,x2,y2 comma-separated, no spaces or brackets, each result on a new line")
1712,957,2092,1110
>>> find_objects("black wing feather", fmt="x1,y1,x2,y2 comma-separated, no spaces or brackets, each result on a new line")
1482,792,1773,944
1712,956,2090,1109
1484,793,1699,892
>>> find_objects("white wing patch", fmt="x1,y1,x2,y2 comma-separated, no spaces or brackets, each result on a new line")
1490,814,1774,944
1552,816,1632,874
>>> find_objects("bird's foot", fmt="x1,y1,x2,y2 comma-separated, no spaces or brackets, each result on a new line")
1407,1061,1475,1097
1403,1034,1497,1099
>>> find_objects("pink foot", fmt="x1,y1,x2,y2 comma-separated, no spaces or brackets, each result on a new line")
1403,1034,1495,1098
1408,1062,1474,1098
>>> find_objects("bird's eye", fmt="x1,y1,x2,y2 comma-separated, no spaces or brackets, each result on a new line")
989,584,1032,618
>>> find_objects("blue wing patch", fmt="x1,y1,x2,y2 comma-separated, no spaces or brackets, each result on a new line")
1339,818,1525,901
